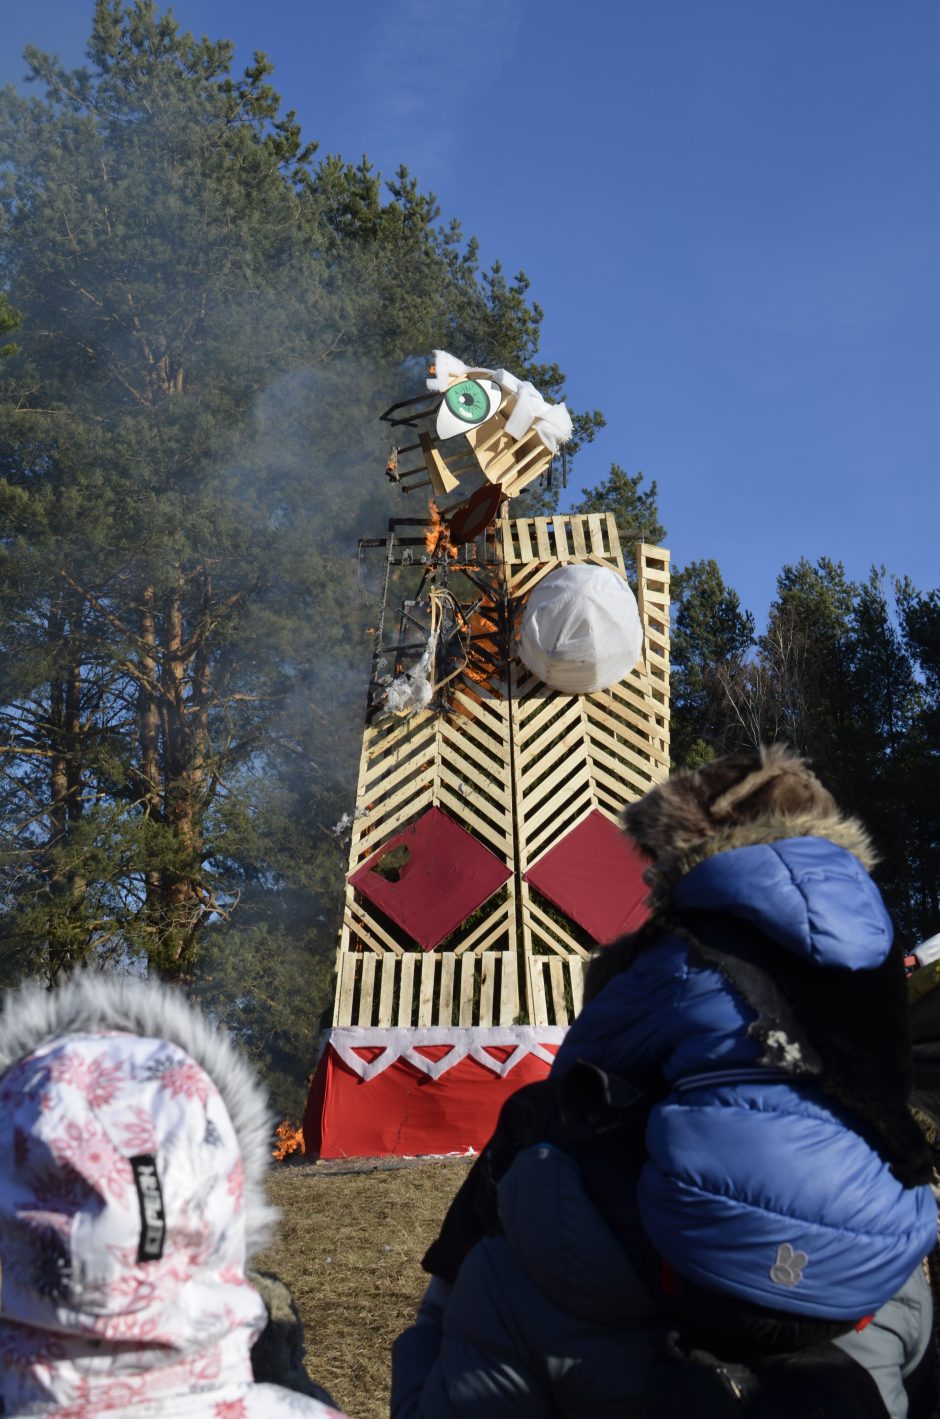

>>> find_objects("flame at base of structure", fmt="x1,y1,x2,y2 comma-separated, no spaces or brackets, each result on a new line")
272,1118,305,1161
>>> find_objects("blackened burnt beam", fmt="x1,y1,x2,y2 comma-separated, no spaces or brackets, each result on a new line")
380,391,441,427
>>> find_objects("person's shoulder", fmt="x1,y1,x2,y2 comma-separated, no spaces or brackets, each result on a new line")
596,930,691,995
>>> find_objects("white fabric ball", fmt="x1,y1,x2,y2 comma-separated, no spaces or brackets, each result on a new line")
518,564,644,693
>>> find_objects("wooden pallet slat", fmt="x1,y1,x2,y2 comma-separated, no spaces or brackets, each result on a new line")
570,517,588,558
525,954,549,1027
436,786,512,856
438,757,510,814
479,951,497,1026
569,957,586,1016
587,513,605,554
398,953,417,1026
552,518,571,562
548,956,567,1023
334,951,357,1025
418,952,436,1026
345,900,404,957
499,950,519,1024
439,952,456,1025
451,897,511,956
458,954,476,1027
522,890,592,958
534,519,552,562
357,954,377,1026
379,953,396,1023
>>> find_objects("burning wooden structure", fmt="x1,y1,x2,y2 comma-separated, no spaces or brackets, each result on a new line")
305,358,670,1158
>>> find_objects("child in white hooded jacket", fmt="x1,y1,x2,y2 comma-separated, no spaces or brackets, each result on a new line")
0,972,346,1419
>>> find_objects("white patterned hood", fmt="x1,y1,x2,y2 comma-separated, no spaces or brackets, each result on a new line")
0,976,344,1419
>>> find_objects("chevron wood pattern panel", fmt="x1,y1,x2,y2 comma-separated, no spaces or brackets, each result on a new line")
334,664,517,1022
506,516,670,997
333,512,670,1028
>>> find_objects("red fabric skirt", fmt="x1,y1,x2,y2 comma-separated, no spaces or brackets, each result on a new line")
304,1027,563,1159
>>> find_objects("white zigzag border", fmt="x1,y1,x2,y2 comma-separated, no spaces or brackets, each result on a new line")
322,1026,566,1083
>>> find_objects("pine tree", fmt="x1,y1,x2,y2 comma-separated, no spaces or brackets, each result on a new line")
669,560,755,767
0,2,595,1105
570,464,665,547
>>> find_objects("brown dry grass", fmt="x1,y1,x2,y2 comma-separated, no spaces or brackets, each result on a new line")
256,1159,470,1419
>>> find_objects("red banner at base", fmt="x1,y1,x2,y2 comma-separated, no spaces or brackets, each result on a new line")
304,1026,564,1159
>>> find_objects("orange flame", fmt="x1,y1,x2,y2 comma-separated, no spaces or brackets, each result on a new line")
465,597,499,689
272,1118,305,1161
424,501,457,558
424,500,477,571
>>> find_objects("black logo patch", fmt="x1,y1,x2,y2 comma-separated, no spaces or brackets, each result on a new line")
130,1154,166,1262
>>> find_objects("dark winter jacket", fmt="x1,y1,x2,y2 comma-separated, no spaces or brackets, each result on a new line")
394,1143,658,1418
392,1142,934,1419
553,832,938,1320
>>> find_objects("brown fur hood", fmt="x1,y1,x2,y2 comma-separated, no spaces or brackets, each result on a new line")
623,743,877,914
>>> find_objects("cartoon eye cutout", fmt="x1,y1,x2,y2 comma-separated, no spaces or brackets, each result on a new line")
436,378,503,440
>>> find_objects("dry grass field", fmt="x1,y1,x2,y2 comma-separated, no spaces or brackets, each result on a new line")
260,1158,940,1419
257,1158,472,1419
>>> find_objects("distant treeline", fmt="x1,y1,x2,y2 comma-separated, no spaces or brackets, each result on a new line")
670,556,940,947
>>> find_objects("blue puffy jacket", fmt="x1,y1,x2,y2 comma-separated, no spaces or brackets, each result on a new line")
552,835,938,1319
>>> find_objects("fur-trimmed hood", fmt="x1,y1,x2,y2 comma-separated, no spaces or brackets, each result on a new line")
0,974,344,1418
0,972,276,1253
621,744,877,915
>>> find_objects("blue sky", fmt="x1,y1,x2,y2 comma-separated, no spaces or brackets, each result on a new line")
4,1,939,624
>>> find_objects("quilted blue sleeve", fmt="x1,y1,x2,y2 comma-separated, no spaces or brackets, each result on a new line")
552,937,689,1078
553,935,759,1082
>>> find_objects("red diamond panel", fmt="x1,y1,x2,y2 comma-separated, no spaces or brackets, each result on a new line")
525,809,650,943
350,807,511,951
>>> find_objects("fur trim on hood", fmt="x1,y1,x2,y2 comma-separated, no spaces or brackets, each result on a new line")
622,743,877,912
0,971,278,1254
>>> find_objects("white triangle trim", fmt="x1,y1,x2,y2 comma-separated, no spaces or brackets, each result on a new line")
323,1025,567,1082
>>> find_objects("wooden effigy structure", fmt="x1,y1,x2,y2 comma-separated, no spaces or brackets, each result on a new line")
304,359,670,1157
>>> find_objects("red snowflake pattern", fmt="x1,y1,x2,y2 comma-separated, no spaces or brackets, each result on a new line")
118,1104,158,1154
213,1400,247,1419
46,1049,126,1109
188,1346,223,1383
161,1059,213,1103
84,1309,164,1342
107,1271,160,1307
85,1375,145,1410
53,1118,130,1203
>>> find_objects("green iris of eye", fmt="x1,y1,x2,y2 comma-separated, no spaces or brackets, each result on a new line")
444,379,491,425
